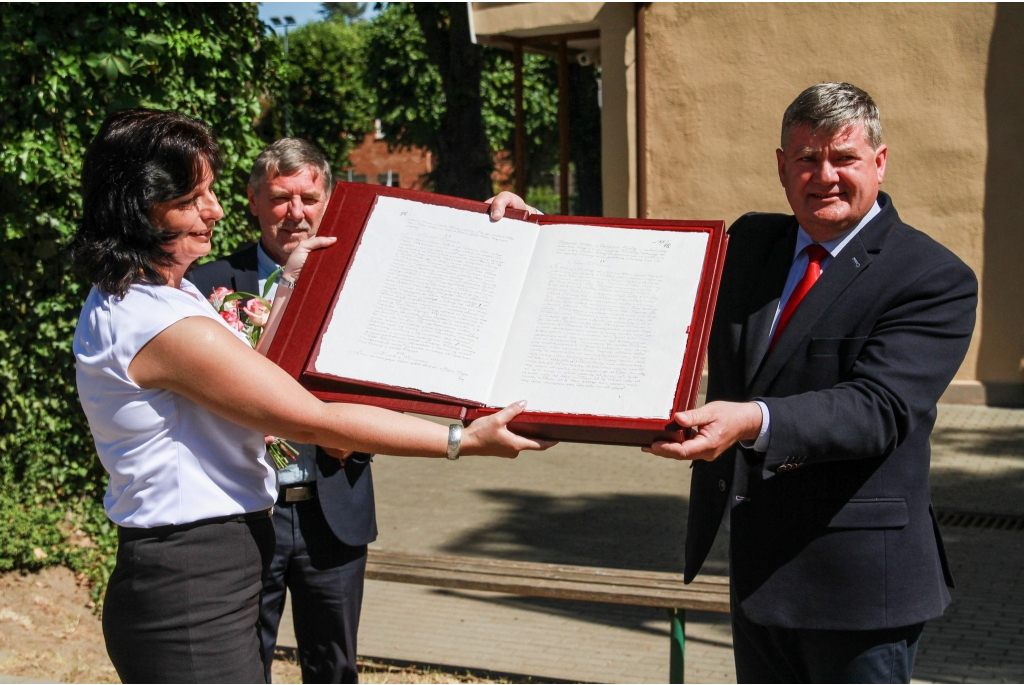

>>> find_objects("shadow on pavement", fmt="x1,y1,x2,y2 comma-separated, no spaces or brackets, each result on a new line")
436,489,731,632
930,424,1024,459
439,490,693,572
930,423,1024,517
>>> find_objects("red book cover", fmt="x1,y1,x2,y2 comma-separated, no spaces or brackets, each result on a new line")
265,182,727,446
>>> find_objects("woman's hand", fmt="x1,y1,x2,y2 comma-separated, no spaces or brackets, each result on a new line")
460,401,557,458
281,235,337,283
485,192,540,221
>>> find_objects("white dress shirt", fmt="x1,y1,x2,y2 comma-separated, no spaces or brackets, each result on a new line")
74,280,277,528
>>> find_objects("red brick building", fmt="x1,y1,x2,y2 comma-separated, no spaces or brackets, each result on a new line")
342,130,432,190
342,126,515,196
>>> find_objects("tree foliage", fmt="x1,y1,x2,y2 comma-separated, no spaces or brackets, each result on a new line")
261,20,376,174
363,3,445,155
363,2,500,198
319,2,368,23
0,2,270,597
409,3,492,200
363,3,580,198
480,49,560,189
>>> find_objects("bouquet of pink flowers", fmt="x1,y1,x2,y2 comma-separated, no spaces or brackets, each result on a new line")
207,268,299,469
208,286,272,349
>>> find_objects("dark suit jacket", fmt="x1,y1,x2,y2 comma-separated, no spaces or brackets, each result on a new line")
188,243,378,547
686,192,977,631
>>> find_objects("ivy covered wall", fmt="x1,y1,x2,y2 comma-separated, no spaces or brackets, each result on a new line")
0,3,271,598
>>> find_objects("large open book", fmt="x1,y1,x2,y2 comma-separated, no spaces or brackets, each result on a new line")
266,183,727,445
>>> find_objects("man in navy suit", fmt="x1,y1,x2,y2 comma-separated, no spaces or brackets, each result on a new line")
190,139,376,683
648,83,977,682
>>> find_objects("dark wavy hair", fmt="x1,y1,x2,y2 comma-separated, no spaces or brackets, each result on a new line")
69,108,223,296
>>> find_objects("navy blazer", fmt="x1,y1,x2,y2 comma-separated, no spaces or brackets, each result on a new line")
686,193,977,630
188,244,378,547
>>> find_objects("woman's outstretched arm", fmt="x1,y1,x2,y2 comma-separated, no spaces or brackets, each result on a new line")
128,316,552,458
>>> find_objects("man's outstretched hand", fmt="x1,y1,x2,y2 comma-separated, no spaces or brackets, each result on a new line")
644,401,763,461
485,191,540,220
321,446,355,463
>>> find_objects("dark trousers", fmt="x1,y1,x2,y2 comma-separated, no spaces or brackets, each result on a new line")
103,515,275,683
732,602,924,683
260,498,367,684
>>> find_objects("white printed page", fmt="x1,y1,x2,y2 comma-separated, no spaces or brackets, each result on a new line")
315,196,539,402
488,225,709,418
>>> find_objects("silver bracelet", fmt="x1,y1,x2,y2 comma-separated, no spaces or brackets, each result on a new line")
446,424,463,460
277,276,297,290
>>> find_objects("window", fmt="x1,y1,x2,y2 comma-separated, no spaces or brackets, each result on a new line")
377,172,400,187
345,170,367,184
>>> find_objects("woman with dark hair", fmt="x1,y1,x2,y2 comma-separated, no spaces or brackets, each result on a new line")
71,108,550,683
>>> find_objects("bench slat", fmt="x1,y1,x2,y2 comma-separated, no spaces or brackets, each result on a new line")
369,556,726,594
365,550,731,613
369,550,729,586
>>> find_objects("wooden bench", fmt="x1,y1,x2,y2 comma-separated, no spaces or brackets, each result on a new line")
365,549,730,683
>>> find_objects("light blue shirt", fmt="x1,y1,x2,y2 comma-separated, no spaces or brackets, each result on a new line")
256,241,283,301
746,201,881,453
257,242,317,486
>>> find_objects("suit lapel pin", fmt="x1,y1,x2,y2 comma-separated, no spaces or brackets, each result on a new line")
852,257,861,268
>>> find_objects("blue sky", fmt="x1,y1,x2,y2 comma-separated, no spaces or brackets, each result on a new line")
258,2,379,34
258,3,324,33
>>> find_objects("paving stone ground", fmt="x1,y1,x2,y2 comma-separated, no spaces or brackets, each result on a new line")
275,405,1024,683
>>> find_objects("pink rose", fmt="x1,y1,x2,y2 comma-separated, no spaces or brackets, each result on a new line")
219,308,244,331
242,299,270,327
209,286,234,311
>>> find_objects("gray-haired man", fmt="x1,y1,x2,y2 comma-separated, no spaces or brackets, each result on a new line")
190,139,376,683
647,83,977,682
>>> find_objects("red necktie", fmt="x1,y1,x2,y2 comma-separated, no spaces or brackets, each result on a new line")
770,244,830,350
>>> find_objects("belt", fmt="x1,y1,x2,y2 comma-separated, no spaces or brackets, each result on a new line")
228,508,274,522
117,508,274,540
278,483,317,504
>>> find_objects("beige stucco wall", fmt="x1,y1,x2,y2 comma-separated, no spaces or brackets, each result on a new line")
642,3,1024,391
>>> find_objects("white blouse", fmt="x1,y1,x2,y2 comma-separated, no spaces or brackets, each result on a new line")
74,279,277,528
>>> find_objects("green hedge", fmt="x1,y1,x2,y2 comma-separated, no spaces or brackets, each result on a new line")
0,3,271,601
